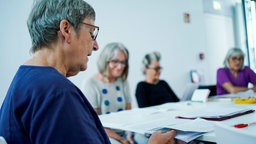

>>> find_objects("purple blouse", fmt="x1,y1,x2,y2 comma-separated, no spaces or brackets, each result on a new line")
216,66,256,95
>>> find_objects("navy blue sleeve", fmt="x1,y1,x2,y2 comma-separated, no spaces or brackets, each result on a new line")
30,87,109,144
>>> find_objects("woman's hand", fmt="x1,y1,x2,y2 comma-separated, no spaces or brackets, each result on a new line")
119,138,131,144
126,133,135,144
148,130,176,144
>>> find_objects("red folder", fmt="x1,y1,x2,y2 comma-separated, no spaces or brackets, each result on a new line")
176,109,255,121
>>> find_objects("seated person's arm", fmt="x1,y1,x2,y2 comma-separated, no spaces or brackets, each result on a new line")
94,107,100,114
164,80,180,102
251,86,256,92
125,103,132,110
95,106,133,144
124,103,135,144
105,128,129,144
135,83,149,108
222,82,250,93
248,67,256,92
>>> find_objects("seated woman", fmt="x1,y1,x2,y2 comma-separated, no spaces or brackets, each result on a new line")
82,42,147,144
135,51,180,108
217,48,256,95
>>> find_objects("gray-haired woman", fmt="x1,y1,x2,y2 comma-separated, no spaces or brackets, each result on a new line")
82,42,148,144
216,48,256,95
135,51,180,108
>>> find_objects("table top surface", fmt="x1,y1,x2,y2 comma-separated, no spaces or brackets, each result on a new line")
99,94,256,143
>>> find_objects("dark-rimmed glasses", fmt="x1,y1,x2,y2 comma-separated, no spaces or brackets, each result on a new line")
82,22,99,41
147,66,162,72
230,56,243,62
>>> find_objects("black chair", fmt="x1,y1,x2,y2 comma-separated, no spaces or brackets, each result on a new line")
198,85,216,97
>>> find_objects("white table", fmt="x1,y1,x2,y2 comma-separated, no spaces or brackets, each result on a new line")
99,97,256,143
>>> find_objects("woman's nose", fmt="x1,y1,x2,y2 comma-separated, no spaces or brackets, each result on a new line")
93,40,99,51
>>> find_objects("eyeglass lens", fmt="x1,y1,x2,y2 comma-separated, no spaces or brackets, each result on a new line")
82,22,99,40
147,66,162,71
109,60,126,66
231,56,243,61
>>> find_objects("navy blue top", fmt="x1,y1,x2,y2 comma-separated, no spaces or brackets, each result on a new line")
135,80,180,108
0,66,110,144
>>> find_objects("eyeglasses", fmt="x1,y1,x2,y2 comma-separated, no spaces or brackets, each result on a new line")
230,56,243,62
147,66,162,72
82,22,99,41
109,60,127,66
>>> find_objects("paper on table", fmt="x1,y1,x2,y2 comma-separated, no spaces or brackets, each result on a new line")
168,118,214,132
99,108,185,134
175,131,205,143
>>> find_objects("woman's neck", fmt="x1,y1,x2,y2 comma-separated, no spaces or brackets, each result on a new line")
145,78,159,84
230,69,238,78
96,73,116,83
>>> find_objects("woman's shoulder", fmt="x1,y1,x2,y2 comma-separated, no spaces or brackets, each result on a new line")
136,81,147,87
243,66,251,70
242,66,254,73
217,67,229,73
85,75,98,84
158,80,168,85
159,79,167,83
217,67,228,70
83,74,104,88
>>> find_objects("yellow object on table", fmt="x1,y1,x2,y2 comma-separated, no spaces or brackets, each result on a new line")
233,97,256,104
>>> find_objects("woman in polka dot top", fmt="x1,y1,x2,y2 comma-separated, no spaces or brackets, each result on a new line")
82,42,147,144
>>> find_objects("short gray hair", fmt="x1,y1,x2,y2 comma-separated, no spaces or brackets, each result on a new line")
141,51,161,74
27,0,95,53
97,42,129,81
223,48,245,69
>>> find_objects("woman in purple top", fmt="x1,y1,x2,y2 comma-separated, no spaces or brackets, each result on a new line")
217,48,256,95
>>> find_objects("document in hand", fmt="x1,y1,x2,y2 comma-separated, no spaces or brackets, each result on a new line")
144,119,213,143
144,127,205,143
176,108,255,121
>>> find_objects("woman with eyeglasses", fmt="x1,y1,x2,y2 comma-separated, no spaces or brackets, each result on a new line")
135,51,180,108
82,42,148,144
216,48,256,95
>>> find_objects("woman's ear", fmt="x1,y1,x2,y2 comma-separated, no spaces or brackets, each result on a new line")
59,19,71,43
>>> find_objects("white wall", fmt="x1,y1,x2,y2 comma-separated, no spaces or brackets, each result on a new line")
204,14,235,84
0,0,33,106
71,0,207,107
0,0,241,107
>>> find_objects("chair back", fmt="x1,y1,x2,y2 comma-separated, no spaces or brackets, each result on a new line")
198,85,216,97
215,123,256,144
181,83,199,101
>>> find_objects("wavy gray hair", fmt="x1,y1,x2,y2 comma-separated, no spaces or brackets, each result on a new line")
27,0,95,53
223,48,245,69
141,51,161,75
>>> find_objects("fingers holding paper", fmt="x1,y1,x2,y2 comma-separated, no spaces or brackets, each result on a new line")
148,130,176,144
